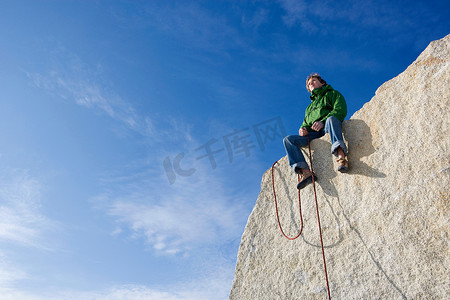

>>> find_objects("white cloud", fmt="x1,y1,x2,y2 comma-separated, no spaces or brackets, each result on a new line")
0,171,55,248
0,288,186,300
112,2,246,56
278,0,312,29
77,270,233,300
56,285,200,300
0,252,27,288
0,270,233,300
0,169,60,295
27,67,142,132
0,163,237,300
0,246,234,300
23,44,153,141
278,0,437,40
103,166,245,255
92,108,263,256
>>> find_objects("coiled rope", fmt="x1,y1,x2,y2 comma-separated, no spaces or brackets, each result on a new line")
271,137,331,299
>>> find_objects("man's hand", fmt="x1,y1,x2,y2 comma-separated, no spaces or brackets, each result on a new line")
298,127,308,136
311,121,324,131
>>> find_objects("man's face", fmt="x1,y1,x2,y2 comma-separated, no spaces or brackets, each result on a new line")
308,77,324,92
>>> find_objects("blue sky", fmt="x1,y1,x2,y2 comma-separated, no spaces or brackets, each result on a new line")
0,0,448,299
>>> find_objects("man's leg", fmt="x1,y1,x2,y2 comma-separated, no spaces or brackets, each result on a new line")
283,135,309,173
325,116,347,156
283,134,318,189
325,116,349,172
283,131,324,174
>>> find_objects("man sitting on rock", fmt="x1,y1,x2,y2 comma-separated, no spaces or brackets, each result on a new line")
283,73,349,189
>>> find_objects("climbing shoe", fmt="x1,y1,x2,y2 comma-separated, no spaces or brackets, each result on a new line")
297,173,317,190
337,157,349,173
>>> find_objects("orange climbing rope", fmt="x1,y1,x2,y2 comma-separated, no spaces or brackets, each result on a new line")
271,137,331,300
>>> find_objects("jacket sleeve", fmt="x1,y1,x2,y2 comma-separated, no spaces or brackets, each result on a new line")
323,90,347,122
300,104,313,130
300,117,311,131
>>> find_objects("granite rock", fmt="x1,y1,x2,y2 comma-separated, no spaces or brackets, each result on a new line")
230,34,450,299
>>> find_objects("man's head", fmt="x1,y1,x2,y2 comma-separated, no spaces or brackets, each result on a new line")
306,73,327,92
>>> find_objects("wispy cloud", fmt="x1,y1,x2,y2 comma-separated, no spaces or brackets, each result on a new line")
0,252,28,288
0,169,58,293
72,261,233,299
91,109,265,255
0,262,234,300
23,46,155,139
0,287,188,300
111,1,250,57
0,215,235,299
0,170,55,248
278,0,439,42
27,69,143,133
23,39,250,256
278,0,314,31
99,160,245,255
241,7,270,30
76,286,195,300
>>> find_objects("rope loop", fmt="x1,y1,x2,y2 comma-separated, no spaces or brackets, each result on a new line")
272,136,331,299
271,160,303,240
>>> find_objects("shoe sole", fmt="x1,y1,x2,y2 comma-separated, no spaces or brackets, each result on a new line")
297,174,317,189
338,166,349,173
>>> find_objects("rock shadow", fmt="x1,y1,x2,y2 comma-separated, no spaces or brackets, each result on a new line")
303,118,386,198
298,119,386,197
304,138,340,197
343,119,386,178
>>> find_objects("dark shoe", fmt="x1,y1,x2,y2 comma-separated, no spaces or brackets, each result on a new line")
297,173,317,189
337,157,349,173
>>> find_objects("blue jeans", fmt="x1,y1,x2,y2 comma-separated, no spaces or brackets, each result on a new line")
283,116,348,173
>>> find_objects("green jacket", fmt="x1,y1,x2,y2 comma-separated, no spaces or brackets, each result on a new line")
301,84,347,131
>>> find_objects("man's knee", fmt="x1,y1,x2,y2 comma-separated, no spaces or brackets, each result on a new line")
325,116,342,129
325,116,339,125
283,135,293,145
284,135,307,147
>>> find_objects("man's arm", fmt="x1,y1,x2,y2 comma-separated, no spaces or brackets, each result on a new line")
323,90,347,122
